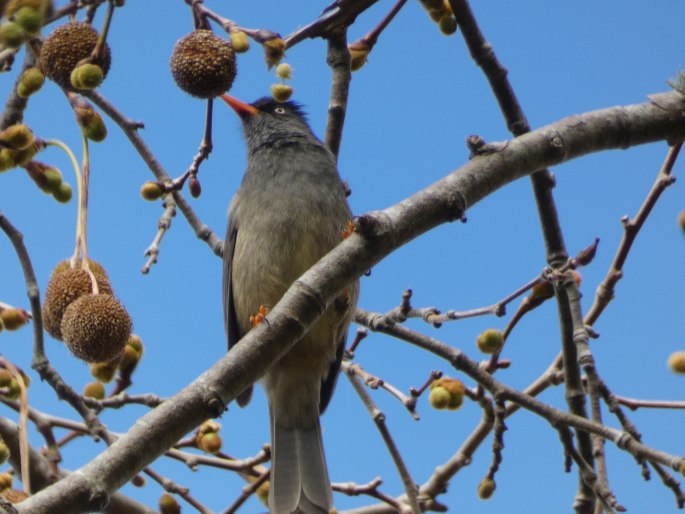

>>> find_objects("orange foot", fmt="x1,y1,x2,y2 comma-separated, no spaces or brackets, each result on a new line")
341,220,355,240
250,305,270,328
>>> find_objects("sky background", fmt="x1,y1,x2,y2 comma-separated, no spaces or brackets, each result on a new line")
1,1,684,513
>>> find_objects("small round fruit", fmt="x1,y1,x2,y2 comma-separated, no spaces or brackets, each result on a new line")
0,22,25,48
197,432,222,454
39,22,111,90
52,182,72,203
70,62,104,90
170,29,236,99
140,181,164,200
42,267,113,340
668,351,685,374
14,6,42,35
476,328,504,354
229,30,249,53
270,83,293,102
275,62,292,80
0,308,28,330
477,477,496,499
159,493,180,514
90,360,118,383
61,294,132,363
429,385,450,410
82,381,105,399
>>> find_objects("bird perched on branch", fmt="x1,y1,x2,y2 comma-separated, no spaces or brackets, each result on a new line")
221,94,359,514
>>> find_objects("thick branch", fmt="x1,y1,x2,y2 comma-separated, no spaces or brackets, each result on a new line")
12,93,685,514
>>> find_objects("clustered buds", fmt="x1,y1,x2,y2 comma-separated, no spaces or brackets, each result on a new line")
195,420,223,454
0,365,30,401
24,161,72,203
42,259,132,363
39,21,111,91
271,62,293,102
419,0,458,35
170,29,237,99
476,328,504,354
72,97,107,142
0,124,45,174
0,0,52,48
88,334,143,382
429,376,466,410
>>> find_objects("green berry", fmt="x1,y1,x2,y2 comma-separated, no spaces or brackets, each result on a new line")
53,182,72,203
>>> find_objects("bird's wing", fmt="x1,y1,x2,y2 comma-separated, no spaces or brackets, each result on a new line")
319,335,345,415
223,217,253,406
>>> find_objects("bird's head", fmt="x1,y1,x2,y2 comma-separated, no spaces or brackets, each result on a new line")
221,95,317,149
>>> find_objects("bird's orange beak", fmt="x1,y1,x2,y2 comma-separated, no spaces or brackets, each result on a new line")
221,94,260,117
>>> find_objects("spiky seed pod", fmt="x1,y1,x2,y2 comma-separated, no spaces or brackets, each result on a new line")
61,294,132,363
49,258,109,281
39,22,111,90
42,267,113,340
170,29,236,99
0,489,28,504
17,67,44,98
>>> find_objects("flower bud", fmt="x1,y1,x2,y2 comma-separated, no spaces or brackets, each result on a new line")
476,328,504,354
140,181,164,200
230,29,250,53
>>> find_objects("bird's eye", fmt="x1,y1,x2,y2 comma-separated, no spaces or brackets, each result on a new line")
274,107,286,114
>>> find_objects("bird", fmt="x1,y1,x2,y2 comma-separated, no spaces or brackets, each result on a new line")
221,94,359,514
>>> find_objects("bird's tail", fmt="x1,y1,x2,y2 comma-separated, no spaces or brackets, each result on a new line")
269,412,332,514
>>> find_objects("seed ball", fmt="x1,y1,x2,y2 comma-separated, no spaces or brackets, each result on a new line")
39,22,111,90
170,29,236,99
61,294,132,363
42,266,112,340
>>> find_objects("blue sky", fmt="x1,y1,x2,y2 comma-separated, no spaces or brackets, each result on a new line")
1,1,684,513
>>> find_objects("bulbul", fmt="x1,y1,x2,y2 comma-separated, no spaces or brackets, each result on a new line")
221,94,359,514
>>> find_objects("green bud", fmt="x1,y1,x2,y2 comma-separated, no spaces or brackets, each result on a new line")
0,22,25,48
17,67,44,98
70,63,104,90
230,30,250,53
14,6,43,35
53,182,72,203
0,124,34,150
